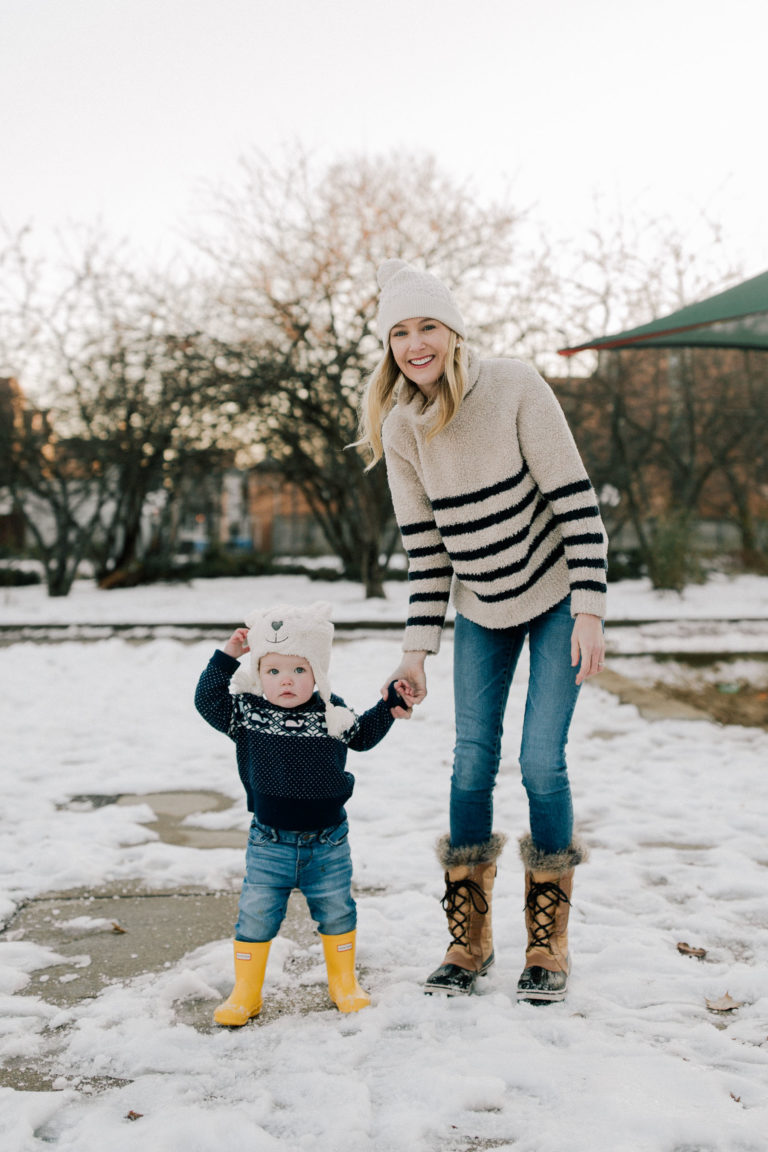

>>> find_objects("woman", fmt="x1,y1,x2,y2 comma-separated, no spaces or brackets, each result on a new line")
358,259,607,1003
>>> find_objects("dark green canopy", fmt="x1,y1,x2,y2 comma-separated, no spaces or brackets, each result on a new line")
559,269,768,357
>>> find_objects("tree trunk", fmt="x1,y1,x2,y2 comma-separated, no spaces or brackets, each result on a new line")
45,551,77,597
360,541,386,599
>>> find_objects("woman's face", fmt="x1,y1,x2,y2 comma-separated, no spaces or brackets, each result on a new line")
389,317,453,397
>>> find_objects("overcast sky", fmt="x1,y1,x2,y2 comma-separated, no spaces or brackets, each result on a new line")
2,0,766,291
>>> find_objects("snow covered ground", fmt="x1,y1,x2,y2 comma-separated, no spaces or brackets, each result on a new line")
1,574,768,1150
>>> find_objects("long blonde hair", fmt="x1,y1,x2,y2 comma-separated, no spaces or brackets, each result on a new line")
356,330,467,469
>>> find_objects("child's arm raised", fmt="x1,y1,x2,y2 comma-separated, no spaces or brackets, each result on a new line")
223,627,250,660
194,629,248,733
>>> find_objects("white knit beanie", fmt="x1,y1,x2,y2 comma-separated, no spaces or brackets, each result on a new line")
230,600,355,738
376,258,466,344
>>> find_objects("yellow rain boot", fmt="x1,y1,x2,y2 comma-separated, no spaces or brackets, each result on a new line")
320,930,371,1013
214,940,271,1026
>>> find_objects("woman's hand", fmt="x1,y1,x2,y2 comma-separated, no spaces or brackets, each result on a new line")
223,627,250,660
381,651,428,718
571,614,605,685
386,678,418,719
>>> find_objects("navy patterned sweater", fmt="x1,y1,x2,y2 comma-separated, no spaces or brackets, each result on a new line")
195,648,395,831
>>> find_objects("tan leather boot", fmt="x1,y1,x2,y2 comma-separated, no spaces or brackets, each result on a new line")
517,835,587,1003
424,832,507,995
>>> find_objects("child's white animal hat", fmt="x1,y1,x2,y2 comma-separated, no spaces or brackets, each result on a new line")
231,600,355,738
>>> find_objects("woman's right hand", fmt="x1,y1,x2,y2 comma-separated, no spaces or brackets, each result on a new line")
381,651,428,717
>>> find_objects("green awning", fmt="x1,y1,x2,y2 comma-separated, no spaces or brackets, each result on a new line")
559,269,768,356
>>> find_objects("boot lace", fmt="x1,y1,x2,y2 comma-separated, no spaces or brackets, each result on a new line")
525,880,569,951
441,876,489,948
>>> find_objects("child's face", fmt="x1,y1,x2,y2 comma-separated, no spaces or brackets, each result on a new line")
259,653,315,708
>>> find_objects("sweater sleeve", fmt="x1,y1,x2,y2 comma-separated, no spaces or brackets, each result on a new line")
342,695,396,752
383,432,452,654
515,365,608,618
194,648,242,735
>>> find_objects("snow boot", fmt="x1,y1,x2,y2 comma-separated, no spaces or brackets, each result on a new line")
214,940,271,1026
424,832,507,995
320,930,371,1013
516,835,587,1004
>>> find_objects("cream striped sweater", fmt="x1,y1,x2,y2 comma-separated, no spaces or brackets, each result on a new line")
382,353,608,653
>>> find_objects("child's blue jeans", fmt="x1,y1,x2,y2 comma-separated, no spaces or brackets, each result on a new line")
235,817,356,942
450,596,581,855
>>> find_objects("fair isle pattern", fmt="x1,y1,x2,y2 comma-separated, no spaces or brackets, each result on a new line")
194,649,395,830
382,355,608,653
230,696,361,742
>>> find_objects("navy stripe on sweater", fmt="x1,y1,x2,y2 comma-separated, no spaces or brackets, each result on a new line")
437,484,539,537
446,498,549,562
571,578,607,593
430,463,530,511
542,478,593,502
400,517,438,537
562,531,605,546
408,566,453,582
566,556,608,570
407,541,449,558
472,542,565,603
454,519,559,584
551,505,601,524
406,614,447,627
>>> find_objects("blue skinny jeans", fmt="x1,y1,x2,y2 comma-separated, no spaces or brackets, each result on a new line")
235,817,356,942
450,597,581,855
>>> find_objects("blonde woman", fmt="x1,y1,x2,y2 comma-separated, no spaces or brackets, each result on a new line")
359,259,607,1003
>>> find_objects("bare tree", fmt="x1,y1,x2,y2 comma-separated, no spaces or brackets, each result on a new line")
556,342,768,589
551,211,764,588
0,393,114,596
0,228,233,593
195,148,543,595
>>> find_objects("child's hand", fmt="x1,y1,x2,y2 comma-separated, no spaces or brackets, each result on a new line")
381,653,427,709
386,678,417,719
223,627,250,659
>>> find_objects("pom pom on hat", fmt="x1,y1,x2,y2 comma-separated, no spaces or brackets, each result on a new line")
376,259,466,344
230,600,355,738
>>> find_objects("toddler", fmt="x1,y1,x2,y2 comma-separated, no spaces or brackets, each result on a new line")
194,600,413,1025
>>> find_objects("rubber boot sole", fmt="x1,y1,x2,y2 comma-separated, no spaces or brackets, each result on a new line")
424,952,495,996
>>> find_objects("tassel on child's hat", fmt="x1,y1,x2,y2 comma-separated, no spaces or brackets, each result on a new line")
230,600,355,738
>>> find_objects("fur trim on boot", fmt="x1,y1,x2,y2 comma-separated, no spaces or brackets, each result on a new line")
436,831,508,870
518,833,587,874
425,832,507,997
516,834,588,1004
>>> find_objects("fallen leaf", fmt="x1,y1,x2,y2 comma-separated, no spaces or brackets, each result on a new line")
677,941,707,959
111,921,127,934
706,992,742,1013
125,1111,143,1121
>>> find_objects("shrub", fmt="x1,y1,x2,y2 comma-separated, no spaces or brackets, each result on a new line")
0,567,43,587
646,513,705,592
